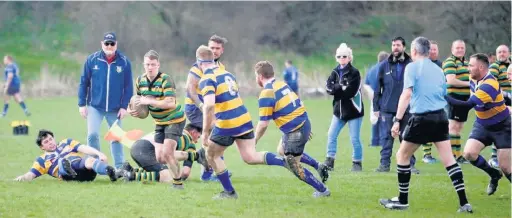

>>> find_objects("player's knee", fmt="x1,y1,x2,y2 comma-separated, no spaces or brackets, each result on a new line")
462,150,477,161
84,157,96,169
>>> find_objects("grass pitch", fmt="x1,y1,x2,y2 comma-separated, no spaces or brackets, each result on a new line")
0,97,510,218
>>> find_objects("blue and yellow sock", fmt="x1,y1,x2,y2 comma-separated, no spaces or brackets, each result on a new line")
201,167,214,180
300,153,319,170
302,167,327,192
264,152,285,166
469,155,500,178
216,170,234,192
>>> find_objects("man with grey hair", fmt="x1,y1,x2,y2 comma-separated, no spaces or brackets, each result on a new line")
379,37,472,213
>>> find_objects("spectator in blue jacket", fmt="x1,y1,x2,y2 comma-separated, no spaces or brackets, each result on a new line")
373,37,418,174
78,32,133,168
364,51,389,147
283,60,299,96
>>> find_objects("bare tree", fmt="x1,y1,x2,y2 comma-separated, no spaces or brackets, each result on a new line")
433,1,511,53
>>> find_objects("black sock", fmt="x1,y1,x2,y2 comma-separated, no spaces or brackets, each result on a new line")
446,163,468,206
506,173,511,182
469,155,500,178
397,164,411,204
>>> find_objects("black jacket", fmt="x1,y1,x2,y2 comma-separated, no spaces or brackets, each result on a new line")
373,52,412,113
325,62,364,121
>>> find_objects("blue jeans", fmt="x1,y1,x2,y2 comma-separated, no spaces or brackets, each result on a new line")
326,115,363,161
371,120,381,146
379,112,416,167
87,106,124,168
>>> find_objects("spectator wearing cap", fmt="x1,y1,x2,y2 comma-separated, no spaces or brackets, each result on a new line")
77,31,134,168
323,43,364,172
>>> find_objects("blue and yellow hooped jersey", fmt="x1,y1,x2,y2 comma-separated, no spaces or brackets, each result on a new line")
199,67,253,136
469,73,509,126
30,139,83,178
258,79,307,133
185,62,225,111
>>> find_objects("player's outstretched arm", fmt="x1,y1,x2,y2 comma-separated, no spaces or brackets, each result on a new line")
77,145,108,162
255,121,270,145
186,74,203,110
14,172,36,182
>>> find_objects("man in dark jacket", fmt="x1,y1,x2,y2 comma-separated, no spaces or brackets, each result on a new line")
78,32,134,168
373,37,418,173
324,43,364,172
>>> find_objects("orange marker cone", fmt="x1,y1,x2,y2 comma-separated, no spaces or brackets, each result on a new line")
104,120,144,149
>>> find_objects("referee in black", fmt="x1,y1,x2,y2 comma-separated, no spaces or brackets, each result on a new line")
378,36,472,213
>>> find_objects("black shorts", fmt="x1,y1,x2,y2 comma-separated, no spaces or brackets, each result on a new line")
402,109,449,145
447,94,472,122
61,169,97,182
469,117,511,149
281,120,311,156
131,139,168,172
210,130,255,147
155,120,186,144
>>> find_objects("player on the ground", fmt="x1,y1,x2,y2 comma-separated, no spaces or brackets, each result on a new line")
185,35,227,181
487,45,511,168
130,50,186,189
445,53,511,195
195,45,329,199
2,55,30,117
119,124,206,182
443,40,471,164
14,129,118,182
254,60,330,185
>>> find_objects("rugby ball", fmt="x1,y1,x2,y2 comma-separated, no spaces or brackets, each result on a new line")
129,95,149,119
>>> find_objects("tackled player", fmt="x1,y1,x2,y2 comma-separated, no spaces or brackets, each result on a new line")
14,129,118,182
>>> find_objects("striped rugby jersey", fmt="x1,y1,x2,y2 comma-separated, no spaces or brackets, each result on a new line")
258,79,307,133
199,67,253,136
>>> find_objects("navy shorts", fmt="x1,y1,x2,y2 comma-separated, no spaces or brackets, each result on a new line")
282,119,311,156
209,128,255,147
185,107,203,129
469,117,511,149
61,156,97,182
7,86,20,96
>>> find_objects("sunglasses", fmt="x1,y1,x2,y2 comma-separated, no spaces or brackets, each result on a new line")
104,42,116,46
336,55,348,59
